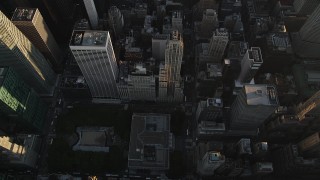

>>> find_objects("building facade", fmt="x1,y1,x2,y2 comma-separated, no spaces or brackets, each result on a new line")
83,0,99,29
108,6,124,38
172,11,183,33
158,30,184,103
293,0,320,15
230,84,279,132
201,9,218,38
0,11,57,95
70,30,119,101
12,8,63,70
208,28,229,62
152,34,169,61
0,67,47,133
237,47,263,83
293,4,320,58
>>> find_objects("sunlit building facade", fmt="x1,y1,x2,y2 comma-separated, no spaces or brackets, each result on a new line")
12,8,63,70
0,67,47,133
0,11,57,95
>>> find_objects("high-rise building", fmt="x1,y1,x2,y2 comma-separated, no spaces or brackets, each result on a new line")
0,11,57,95
0,67,48,133
0,134,41,168
83,0,99,29
12,8,63,70
237,47,263,83
208,28,229,61
196,98,223,122
201,9,218,38
127,63,156,101
158,30,184,103
108,6,124,38
69,30,119,101
293,4,320,58
293,0,320,15
172,11,183,33
230,84,279,131
298,132,320,158
193,0,218,20
198,151,225,176
152,34,169,61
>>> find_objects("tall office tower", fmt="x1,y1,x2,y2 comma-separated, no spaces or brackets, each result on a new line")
293,0,320,15
12,8,63,70
298,132,320,158
0,67,47,133
0,11,57,95
294,4,320,58
70,30,119,102
158,30,184,103
152,34,169,61
196,98,223,122
0,135,41,168
193,0,217,20
208,28,229,61
230,84,279,132
198,151,225,176
127,63,156,101
108,6,124,38
237,47,263,83
201,9,219,38
83,0,99,29
172,11,183,33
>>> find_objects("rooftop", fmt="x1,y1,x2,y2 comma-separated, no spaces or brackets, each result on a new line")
11,8,36,21
70,31,109,47
248,47,263,63
244,84,279,106
128,113,171,170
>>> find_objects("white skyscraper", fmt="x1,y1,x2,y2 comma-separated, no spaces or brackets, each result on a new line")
69,30,119,101
158,30,184,103
83,0,99,29
208,28,229,61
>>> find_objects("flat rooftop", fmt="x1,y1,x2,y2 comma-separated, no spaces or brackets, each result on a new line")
245,84,279,106
248,47,263,63
12,8,36,21
128,113,171,170
80,131,106,146
70,31,108,46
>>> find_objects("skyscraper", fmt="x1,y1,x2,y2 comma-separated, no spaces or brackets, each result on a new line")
172,11,183,33
0,11,57,95
83,0,99,29
298,132,320,158
237,47,263,83
152,34,169,61
201,9,218,38
69,30,119,101
12,8,63,70
158,30,184,103
230,84,279,132
0,67,48,133
208,28,229,61
293,0,320,15
108,6,124,38
293,4,320,58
